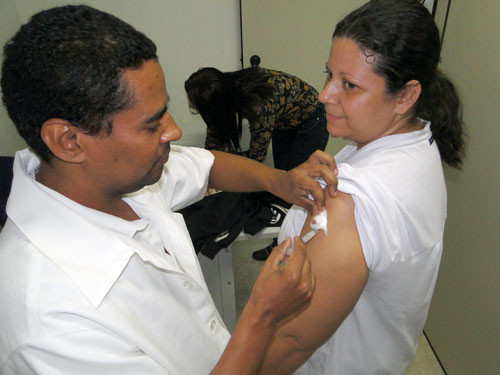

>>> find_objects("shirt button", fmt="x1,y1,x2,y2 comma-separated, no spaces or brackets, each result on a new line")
183,280,194,289
210,320,216,330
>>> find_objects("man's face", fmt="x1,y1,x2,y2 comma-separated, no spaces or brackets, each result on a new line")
81,59,182,196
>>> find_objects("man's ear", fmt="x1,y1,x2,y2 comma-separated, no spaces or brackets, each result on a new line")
41,119,86,163
395,80,422,116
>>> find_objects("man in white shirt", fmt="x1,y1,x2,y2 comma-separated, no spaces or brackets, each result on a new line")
0,5,337,374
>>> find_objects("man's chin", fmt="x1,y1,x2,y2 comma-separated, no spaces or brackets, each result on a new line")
144,169,164,188
123,171,164,195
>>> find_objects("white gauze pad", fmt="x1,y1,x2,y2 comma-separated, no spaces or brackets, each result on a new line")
310,208,328,235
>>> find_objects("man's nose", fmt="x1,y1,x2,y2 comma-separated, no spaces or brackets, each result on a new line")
160,113,182,143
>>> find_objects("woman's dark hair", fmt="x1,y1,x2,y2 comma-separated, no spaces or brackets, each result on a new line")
185,67,273,153
334,0,466,168
1,5,158,162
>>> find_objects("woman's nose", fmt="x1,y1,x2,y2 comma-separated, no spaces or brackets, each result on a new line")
160,112,182,143
319,80,340,105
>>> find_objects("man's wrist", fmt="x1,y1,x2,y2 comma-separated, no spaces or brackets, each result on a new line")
266,168,287,197
241,297,279,332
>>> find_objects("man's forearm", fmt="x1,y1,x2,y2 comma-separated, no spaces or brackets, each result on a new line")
209,149,338,215
208,150,284,193
210,304,275,375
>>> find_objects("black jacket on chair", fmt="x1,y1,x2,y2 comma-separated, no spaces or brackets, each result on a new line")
0,156,14,228
178,192,288,259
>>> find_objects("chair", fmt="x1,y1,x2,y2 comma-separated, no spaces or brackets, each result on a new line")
0,156,15,227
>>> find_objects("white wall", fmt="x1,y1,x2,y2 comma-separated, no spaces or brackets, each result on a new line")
424,0,500,373
1,0,241,155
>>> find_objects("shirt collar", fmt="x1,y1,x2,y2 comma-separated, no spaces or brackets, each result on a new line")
7,149,149,307
342,120,433,162
38,182,149,239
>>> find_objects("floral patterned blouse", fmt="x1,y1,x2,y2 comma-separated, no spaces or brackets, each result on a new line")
204,68,320,162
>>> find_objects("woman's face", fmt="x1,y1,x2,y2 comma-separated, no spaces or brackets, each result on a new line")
319,37,410,148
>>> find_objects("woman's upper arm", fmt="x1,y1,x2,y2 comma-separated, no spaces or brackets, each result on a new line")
297,191,368,344
248,117,273,162
259,191,369,373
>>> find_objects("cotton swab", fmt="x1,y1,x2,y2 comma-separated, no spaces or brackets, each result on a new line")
285,208,328,257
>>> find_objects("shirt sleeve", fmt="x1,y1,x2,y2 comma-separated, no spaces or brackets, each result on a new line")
4,329,167,375
247,104,275,162
337,163,424,272
279,163,424,272
158,145,215,211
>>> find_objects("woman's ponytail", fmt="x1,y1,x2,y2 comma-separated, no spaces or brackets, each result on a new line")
416,71,467,168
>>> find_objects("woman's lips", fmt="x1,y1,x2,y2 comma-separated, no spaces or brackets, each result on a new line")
325,112,344,122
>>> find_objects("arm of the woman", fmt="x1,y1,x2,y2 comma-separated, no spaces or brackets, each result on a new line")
243,98,276,162
246,116,274,163
257,191,369,375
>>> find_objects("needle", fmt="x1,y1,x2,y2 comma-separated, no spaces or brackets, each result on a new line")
300,229,318,244
285,229,319,256
280,208,328,265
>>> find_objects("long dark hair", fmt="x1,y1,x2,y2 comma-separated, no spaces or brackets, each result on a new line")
334,0,466,168
185,67,273,153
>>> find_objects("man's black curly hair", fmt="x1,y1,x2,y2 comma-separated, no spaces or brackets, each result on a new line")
1,5,158,162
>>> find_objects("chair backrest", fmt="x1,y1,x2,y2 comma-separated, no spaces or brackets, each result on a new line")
0,156,15,227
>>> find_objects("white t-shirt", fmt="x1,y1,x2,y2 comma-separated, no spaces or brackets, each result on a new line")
0,146,231,374
280,123,447,375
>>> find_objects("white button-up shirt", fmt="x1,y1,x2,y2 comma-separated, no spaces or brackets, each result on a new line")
0,146,231,374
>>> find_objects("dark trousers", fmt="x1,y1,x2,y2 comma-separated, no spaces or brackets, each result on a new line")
271,103,329,171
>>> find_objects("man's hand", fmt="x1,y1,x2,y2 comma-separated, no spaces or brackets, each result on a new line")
210,237,314,375
270,150,338,216
247,237,315,325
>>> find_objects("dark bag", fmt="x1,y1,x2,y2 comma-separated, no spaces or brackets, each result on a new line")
178,192,289,259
